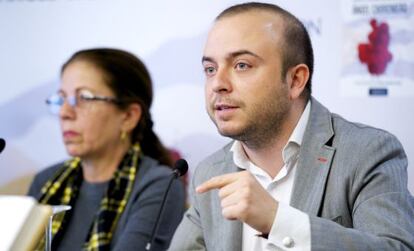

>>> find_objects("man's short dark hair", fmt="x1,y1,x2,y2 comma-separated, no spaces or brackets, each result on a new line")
216,2,314,99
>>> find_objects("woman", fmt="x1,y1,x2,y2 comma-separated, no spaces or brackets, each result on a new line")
28,48,185,251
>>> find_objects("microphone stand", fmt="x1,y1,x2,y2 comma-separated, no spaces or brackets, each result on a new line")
145,172,178,251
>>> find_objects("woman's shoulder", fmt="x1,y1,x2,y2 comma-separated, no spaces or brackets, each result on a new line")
27,161,66,197
35,162,66,181
132,155,186,195
137,155,174,181
125,155,184,207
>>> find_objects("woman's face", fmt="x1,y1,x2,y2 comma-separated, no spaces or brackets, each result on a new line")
58,60,127,159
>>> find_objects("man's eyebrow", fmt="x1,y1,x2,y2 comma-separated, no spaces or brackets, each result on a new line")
201,56,215,64
201,50,263,64
229,50,262,61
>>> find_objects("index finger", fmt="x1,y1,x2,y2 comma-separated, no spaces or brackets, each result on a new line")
196,172,241,194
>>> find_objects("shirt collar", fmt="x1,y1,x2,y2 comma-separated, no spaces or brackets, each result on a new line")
231,100,311,170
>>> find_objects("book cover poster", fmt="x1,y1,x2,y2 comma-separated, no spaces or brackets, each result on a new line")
340,0,414,97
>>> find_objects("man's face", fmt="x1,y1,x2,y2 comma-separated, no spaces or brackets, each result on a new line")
202,11,291,146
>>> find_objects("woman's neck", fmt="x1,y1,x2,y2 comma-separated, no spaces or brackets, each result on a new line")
81,142,131,183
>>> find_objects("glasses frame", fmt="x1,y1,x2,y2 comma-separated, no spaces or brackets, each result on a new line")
45,89,122,115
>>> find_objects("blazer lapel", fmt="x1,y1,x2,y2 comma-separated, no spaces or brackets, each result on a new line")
290,98,336,216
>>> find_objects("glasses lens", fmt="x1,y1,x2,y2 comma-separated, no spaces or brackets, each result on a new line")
78,89,94,100
46,94,63,115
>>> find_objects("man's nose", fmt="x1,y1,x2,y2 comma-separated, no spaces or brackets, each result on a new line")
211,68,232,93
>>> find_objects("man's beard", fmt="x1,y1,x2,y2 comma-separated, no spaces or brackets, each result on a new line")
212,87,290,150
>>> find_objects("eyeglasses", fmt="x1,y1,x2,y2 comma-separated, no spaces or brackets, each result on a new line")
45,89,121,114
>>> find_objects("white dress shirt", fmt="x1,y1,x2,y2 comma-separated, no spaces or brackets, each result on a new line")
231,101,311,251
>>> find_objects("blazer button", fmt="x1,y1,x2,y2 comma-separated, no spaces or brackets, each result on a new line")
282,236,294,248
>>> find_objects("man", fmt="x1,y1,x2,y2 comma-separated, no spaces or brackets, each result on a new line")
169,2,414,250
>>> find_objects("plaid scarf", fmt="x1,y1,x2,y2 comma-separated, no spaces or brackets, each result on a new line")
36,144,140,251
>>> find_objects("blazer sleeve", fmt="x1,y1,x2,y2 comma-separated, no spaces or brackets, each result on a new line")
310,131,414,250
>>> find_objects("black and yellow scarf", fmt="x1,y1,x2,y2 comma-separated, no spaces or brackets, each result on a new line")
36,144,140,251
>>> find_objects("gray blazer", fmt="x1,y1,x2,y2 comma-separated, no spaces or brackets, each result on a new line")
169,98,414,250
28,155,186,251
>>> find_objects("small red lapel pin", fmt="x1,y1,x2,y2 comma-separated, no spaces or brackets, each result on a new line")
318,157,328,163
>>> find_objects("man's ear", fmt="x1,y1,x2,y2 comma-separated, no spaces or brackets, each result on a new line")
122,103,142,133
286,63,309,100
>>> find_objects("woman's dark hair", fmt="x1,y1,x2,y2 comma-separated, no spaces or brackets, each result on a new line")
61,48,173,166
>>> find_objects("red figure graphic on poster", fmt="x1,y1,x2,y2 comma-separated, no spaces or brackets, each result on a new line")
358,19,392,75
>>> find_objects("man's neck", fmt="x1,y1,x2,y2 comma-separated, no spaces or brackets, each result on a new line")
242,139,286,178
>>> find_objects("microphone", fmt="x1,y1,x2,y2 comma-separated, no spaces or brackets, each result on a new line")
145,158,188,250
172,158,189,178
0,138,5,154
